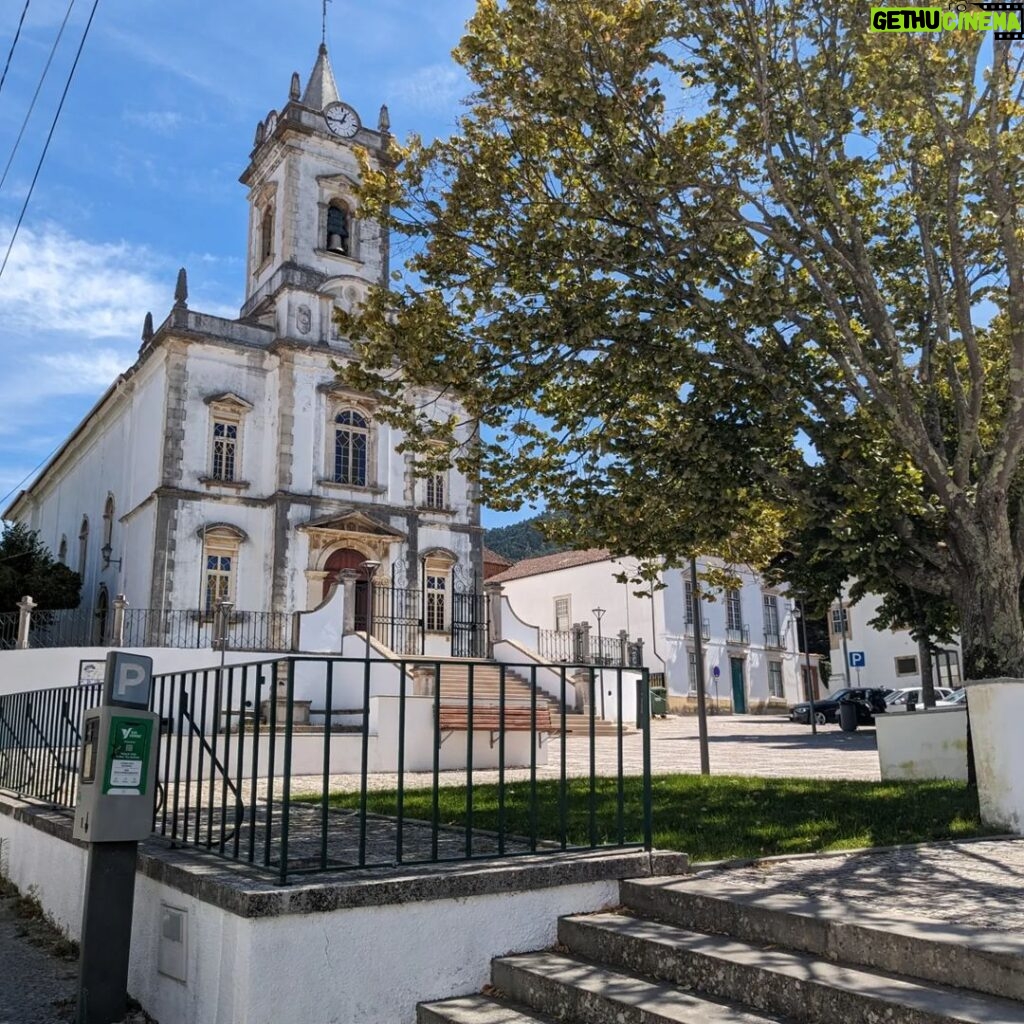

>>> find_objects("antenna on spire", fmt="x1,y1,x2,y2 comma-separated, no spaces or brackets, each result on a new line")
322,0,332,46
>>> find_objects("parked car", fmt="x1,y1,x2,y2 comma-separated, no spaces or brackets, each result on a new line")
789,687,893,725
937,688,967,707
885,686,955,708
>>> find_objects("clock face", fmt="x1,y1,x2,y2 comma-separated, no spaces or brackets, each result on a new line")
323,103,360,138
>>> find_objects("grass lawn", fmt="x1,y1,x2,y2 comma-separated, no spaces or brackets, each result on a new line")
311,775,996,863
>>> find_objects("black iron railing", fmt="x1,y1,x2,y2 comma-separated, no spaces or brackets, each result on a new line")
763,630,785,649
0,612,17,651
30,606,99,648
684,619,711,641
121,609,292,652
0,683,101,806
147,656,653,883
726,625,751,645
538,628,643,667
0,656,653,883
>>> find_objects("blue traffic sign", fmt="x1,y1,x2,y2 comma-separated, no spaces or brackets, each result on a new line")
849,651,866,668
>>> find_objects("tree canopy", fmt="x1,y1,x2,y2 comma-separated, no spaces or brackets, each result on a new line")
0,523,81,612
340,0,1024,678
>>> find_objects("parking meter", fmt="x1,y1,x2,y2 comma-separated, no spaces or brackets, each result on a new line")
73,652,159,843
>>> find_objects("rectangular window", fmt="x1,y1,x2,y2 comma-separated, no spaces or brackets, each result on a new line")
726,589,743,630
895,655,919,677
684,578,694,625
554,596,571,632
935,651,961,686
426,574,447,631
687,649,700,694
205,554,233,612
830,605,849,636
425,472,446,509
768,661,784,699
765,593,778,638
212,420,238,481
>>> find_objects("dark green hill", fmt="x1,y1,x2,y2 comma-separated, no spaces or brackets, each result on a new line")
483,515,570,562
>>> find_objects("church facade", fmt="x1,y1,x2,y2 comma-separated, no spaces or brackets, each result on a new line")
3,45,483,655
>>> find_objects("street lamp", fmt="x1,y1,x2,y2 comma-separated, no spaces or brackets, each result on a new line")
360,560,381,660
593,606,606,720
794,600,817,736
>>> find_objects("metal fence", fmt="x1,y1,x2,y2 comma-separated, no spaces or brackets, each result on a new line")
121,609,292,652
0,612,17,651
0,656,653,883
0,682,102,806
538,628,643,667
30,606,100,648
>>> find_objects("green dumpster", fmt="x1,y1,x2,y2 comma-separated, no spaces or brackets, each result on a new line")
649,686,668,718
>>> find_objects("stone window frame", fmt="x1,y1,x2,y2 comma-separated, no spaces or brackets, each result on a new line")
767,659,785,699
78,516,89,578
895,654,919,677
250,181,278,277
201,393,253,490
554,595,572,633
318,386,379,492
198,524,247,614
423,550,456,634
316,173,361,264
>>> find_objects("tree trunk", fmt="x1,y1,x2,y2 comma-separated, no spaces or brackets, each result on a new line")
918,638,935,708
954,519,1024,680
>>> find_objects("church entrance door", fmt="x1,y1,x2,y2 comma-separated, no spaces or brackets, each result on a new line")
322,548,373,630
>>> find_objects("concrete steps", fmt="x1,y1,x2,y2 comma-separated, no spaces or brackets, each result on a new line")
420,873,1024,1024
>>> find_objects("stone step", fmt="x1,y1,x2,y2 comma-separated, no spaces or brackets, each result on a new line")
491,950,793,1024
557,912,1024,1024
418,994,556,1024
619,876,1024,1002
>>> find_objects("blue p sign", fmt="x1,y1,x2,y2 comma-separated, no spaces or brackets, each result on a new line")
849,651,866,669
103,652,154,709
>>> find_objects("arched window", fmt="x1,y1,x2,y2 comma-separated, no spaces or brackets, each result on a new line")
77,516,89,578
326,201,350,255
57,535,67,565
260,207,274,263
333,410,368,486
102,495,115,550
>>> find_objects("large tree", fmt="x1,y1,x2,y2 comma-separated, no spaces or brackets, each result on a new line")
340,0,1024,679
0,523,81,612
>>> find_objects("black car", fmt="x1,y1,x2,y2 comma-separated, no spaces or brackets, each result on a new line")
789,687,893,725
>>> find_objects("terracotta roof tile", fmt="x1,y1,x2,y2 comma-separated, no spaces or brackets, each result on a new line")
482,547,513,567
488,547,612,583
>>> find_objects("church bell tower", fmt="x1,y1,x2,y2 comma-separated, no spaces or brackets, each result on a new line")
238,43,391,343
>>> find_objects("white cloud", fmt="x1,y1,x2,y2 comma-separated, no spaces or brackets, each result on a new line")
388,63,467,114
123,110,186,135
0,222,168,339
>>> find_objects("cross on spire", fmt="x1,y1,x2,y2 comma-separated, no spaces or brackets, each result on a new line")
322,0,332,46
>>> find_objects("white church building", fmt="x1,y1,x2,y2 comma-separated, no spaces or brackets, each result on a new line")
3,45,484,657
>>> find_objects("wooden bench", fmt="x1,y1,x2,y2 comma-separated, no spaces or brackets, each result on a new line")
438,700,554,747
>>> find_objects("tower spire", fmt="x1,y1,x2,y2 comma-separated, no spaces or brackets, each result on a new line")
322,0,331,46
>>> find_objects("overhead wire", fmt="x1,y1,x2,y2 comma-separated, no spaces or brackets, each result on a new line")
0,0,32,98
0,0,100,284
0,0,77,198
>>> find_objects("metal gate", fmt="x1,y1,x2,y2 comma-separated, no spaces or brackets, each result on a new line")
451,590,487,658
370,584,423,656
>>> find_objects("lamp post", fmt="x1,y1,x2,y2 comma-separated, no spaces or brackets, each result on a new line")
360,560,381,660
689,557,710,775
794,600,817,736
593,606,606,720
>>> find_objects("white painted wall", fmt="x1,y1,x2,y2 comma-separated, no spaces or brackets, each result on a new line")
965,679,1024,833
498,558,802,713
833,588,963,691
0,805,618,1024
875,707,968,782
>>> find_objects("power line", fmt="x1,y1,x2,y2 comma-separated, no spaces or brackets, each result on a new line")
0,0,99,285
0,0,32,98
0,0,76,198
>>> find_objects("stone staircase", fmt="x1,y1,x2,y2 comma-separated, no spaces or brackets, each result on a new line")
419,872,1024,1023
435,659,631,737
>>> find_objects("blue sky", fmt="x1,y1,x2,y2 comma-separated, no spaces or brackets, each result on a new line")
0,0,527,527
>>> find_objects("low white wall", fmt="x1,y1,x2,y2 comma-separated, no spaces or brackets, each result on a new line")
875,707,967,781
0,647,261,696
966,678,1024,832
499,596,540,651
0,804,621,1024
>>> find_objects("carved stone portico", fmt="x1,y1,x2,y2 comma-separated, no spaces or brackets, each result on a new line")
299,509,406,609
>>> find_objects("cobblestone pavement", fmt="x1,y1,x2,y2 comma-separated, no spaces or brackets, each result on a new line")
691,837,1024,933
284,714,881,797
